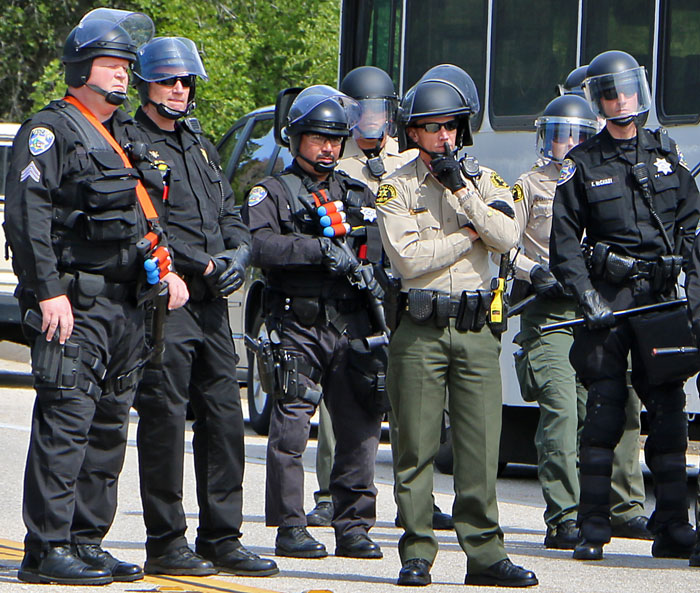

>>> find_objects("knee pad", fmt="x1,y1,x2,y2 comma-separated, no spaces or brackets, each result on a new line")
647,410,687,454
581,380,627,448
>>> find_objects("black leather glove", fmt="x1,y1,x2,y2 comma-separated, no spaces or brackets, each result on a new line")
530,265,564,298
319,238,357,276
579,289,615,330
207,244,250,297
430,144,466,193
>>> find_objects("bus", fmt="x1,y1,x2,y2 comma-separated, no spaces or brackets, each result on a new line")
221,0,700,466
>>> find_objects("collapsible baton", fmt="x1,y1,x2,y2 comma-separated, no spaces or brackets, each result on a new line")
539,298,687,332
506,293,539,318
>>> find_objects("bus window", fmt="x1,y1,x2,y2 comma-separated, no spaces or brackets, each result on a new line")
404,0,487,131
582,0,654,75
339,0,402,86
658,0,700,124
490,0,578,130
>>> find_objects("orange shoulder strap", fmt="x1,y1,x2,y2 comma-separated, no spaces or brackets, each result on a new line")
64,95,159,223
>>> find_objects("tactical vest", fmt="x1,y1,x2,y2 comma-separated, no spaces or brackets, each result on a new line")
49,101,147,282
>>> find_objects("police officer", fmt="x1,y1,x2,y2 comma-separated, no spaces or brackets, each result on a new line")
4,9,188,586
550,50,700,560
338,65,454,533
512,93,650,549
243,85,385,560
376,64,537,587
130,37,277,577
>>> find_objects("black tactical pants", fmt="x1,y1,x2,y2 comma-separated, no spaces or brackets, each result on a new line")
571,315,688,543
135,298,244,557
22,295,145,555
264,304,383,539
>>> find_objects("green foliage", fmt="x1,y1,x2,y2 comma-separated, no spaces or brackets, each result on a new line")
3,0,340,141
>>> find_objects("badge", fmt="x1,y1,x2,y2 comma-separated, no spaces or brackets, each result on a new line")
557,159,576,185
28,127,55,156
149,150,160,160
247,186,268,207
490,171,508,189
360,206,377,222
20,161,41,183
654,157,672,175
512,183,524,203
376,184,397,205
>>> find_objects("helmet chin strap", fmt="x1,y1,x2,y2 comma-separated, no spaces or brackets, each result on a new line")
609,115,636,127
149,99,193,120
86,83,127,106
298,152,337,173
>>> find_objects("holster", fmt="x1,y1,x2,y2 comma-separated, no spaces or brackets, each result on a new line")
628,306,700,385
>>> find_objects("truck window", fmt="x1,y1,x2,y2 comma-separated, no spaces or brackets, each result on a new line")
490,0,578,130
231,117,276,203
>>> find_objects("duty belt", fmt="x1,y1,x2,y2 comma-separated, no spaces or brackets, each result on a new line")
587,243,681,287
403,288,491,332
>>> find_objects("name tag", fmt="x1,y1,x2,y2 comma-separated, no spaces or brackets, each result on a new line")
590,177,614,188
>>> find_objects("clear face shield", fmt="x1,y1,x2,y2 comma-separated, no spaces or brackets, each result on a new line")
584,66,651,121
285,85,361,138
352,98,397,140
535,116,600,162
75,8,154,50
136,37,208,82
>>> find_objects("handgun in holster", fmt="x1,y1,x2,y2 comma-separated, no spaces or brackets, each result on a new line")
244,330,281,396
24,309,80,388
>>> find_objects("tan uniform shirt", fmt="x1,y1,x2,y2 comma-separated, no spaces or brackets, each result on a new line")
338,136,417,192
511,160,560,281
376,155,518,294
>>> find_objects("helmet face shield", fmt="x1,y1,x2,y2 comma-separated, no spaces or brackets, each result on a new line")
535,116,599,161
74,8,154,51
136,37,208,82
584,66,651,120
286,85,361,137
352,98,397,140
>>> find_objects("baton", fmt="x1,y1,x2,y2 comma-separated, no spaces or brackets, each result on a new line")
652,346,699,356
507,293,539,318
540,298,687,332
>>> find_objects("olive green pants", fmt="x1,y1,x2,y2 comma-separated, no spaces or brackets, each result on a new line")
516,298,645,529
388,317,506,572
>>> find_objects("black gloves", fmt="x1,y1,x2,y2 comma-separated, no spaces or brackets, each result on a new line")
319,238,357,276
430,144,466,193
206,244,250,297
579,289,615,330
530,265,564,298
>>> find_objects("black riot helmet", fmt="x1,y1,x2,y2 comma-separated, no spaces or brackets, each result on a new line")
62,8,154,105
398,64,480,153
282,85,361,173
340,66,398,140
559,65,588,97
583,50,651,125
134,37,209,119
535,95,599,162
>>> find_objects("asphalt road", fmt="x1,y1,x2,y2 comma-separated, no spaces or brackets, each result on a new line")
0,344,699,593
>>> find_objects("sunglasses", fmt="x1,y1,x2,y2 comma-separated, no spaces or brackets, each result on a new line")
155,75,196,88
306,133,344,147
600,84,637,100
413,120,459,133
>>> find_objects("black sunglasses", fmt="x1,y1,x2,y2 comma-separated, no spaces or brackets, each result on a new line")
413,120,459,133
601,84,637,100
156,75,196,88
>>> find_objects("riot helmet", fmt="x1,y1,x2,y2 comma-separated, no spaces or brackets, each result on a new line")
398,64,480,152
340,66,398,141
583,50,651,125
535,95,600,162
283,85,360,172
134,37,208,119
62,8,154,105
559,65,588,97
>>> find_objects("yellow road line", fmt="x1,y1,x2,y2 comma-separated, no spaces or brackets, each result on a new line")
0,538,288,593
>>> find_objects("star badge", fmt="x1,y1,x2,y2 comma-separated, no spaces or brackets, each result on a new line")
654,157,672,175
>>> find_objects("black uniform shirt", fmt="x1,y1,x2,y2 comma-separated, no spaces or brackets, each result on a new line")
134,108,250,277
4,100,145,301
550,125,700,299
243,160,376,297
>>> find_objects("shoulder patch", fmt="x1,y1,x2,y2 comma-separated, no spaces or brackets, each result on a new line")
490,171,509,189
247,186,268,207
557,159,576,186
512,182,524,203
28,127,55,156
376,184,397,205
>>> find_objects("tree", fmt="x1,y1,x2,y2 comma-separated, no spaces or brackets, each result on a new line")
5,0,340,141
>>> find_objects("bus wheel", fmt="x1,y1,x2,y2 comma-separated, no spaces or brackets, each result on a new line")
247,307,273,435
